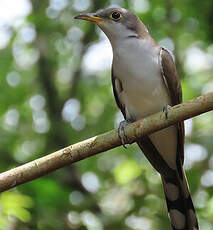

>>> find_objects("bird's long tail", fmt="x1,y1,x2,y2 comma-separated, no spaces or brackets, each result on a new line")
137,136,198,229
161,170,198,230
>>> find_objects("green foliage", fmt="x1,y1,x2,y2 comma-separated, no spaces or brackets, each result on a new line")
0,0,213,229
0,192,33,229
113,160,142,185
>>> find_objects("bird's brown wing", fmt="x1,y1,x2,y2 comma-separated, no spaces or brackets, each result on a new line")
159,47,185,165
159,47,182,105
111,68,126,119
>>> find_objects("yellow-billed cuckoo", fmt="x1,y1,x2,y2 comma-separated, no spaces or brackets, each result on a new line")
75,8,199,230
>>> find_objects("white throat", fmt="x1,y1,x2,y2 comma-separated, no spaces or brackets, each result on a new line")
98,22,138,48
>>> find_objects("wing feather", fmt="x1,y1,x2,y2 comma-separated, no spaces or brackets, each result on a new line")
159,48,182,105
111,68,126,119
159,48,184,165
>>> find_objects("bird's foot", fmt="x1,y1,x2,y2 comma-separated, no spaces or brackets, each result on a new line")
163,105,171,119
118,119,132,148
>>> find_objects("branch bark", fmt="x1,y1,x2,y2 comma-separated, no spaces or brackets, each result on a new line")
1,92,213,192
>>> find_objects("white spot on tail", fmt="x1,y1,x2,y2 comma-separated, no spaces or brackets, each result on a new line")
164,182,179,201
169,209,186,229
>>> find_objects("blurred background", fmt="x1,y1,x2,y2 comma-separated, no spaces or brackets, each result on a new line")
0,0,213,229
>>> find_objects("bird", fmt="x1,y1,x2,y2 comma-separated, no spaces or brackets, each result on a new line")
75,7,199,230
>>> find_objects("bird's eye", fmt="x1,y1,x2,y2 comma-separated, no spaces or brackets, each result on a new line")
110,11,122,20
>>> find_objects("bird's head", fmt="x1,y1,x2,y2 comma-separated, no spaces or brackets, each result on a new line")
74,8,148,45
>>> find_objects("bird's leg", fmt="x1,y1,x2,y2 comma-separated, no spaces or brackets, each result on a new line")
163,105,171,119
118,119,132,148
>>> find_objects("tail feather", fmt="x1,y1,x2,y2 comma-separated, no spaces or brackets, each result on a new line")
162,171,198,230
137,137,199,229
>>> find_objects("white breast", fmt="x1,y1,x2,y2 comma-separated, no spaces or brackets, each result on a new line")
112,38,171,120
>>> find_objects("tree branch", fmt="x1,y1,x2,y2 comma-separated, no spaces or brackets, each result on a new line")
1,92,213,192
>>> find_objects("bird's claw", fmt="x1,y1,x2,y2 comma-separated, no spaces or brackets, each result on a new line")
163,105,171,119
118,120,131,148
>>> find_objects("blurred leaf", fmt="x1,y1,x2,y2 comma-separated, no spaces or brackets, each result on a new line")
113,160,142,185
0,192,33,222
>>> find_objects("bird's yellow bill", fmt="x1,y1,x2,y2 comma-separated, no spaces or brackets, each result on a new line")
74,14,105,22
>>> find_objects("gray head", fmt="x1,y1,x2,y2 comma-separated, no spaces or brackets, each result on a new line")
74,8,149,45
